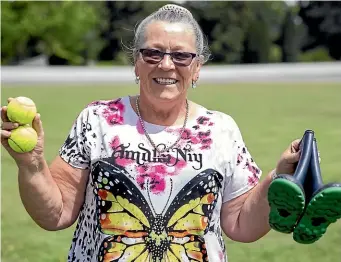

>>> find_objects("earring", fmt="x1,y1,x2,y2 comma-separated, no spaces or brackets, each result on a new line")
192,80,197,89
135,76,140,84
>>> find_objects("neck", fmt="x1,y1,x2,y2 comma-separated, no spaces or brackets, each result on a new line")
132,95,188,126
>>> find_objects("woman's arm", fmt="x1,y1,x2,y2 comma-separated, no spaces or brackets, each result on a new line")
18,156,89,231
220,170,274,242
220,138,301,242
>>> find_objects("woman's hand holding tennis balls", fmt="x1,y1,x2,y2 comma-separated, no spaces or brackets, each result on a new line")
1,97,45,169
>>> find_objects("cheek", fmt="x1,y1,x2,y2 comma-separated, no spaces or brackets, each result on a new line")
136,61,154,80
178,68,193,82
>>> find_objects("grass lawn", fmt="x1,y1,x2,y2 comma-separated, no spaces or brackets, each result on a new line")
1,82,341,262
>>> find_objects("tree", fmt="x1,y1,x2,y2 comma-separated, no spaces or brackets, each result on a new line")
1,1,108,65
278,5,305,63
298,1,341,60
184,1,251,64
98,1,167,64
242,1,287,63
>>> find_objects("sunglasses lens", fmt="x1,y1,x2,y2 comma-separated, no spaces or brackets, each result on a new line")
142,49,162,64
173,52,192,61
172,52,193,66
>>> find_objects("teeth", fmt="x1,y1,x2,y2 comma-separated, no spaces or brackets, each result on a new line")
155,78,177,85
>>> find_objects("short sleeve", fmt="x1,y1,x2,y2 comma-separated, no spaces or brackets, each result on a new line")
222,116,262,203
59,107,92,169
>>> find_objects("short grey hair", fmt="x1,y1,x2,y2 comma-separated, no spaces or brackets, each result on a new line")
131,4,211,64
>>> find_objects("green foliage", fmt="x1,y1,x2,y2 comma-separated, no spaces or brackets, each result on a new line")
298,1,341,60
186,1,251,64
1,1,108,65
1,2,30,61
243,18,271,63
98,1,169,63
299,47,334,62
242,1,288,64
280,7,303,63
269,45,282,63
1,1,337,65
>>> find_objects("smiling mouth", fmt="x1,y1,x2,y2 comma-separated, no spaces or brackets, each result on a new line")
153,78,178,85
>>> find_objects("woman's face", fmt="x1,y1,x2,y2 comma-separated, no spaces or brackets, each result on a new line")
135,21,201,103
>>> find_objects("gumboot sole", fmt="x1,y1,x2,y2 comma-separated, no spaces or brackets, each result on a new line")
293,186,341,244
268,179,305,233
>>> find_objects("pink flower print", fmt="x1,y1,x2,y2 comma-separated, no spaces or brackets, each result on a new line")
245,159,260,176
198,130,212,149
179,127,213,150
136,164,148,174
167,124,213,151
168,156,186,170
248,173,259,186
109,136,120,148
190,136,201,144
136,172,166,194
244,159,260,186
135,157,186,194
197,116,210,125
103,109,123,125
181,128,192,140
102,99,125,125
202,138,212,146
200,138,213,150
86,100,109,116
198,130,211,139
135,165,167,194
208,122,214,126
108,100,124,111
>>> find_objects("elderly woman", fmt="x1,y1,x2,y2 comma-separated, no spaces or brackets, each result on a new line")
1,4,304,262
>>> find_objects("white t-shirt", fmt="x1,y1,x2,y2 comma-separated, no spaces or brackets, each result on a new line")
59,96,262,262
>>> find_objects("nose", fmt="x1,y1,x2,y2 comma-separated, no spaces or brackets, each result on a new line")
158,54,175,71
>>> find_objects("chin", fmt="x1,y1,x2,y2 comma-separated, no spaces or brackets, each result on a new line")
154,90,183,102
147,85,182,101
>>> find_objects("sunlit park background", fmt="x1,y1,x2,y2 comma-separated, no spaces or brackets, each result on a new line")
1,1,341,262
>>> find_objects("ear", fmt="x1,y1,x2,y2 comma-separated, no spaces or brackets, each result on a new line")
192,60,202,82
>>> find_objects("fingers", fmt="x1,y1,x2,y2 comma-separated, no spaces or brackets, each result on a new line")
292,140,321,163
1,106,18,141
1,121,19,130
1,98,14,122
291,151,301,162
291,138,301,153
1,130,11,139
32,113,44,138
1,106,10,122
1,130,12,152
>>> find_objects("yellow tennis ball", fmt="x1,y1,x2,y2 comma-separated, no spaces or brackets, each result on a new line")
8,125,38,153
7,96,37,125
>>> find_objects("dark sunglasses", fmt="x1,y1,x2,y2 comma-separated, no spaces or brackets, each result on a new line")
139,49,197,67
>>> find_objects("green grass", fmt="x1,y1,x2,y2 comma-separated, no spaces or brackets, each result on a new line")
1,82,341,262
